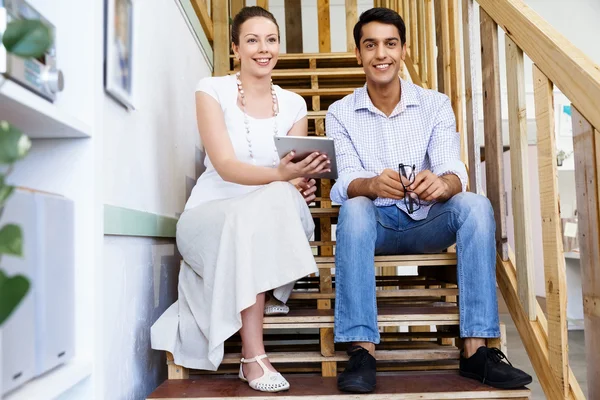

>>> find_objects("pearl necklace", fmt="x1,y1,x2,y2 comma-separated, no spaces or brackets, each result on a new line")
236,72,279,166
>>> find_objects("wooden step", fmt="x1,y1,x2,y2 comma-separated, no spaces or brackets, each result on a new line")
220,348,459,365
309,207,339,217
148,372,530,399
290,88,355,96
290,287,458,300
262,305,459,329
314,253,458,268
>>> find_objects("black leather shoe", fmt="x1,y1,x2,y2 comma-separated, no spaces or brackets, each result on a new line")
337,345,377,393
460,347,532,389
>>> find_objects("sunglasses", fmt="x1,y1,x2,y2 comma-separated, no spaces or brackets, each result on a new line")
398,163,421,215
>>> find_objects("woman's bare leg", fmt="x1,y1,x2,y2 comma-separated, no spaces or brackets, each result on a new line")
240,292,278,381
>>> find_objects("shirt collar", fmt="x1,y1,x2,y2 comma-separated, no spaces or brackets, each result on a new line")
354,77,420,115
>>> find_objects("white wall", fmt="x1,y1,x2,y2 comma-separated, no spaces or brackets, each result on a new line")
98,0,210,399
10,0,209,398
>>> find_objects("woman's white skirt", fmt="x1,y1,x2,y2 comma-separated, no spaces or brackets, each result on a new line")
151,182,318,370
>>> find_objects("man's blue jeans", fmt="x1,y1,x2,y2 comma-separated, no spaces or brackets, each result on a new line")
333,192,500,344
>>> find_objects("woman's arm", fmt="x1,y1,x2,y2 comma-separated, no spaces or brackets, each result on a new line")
196,92,327,185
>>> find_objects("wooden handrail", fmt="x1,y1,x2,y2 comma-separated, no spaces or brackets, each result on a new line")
190,0,213,43
477,0,600,136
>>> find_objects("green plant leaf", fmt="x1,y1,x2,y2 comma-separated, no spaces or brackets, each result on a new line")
1,19,52,59
0,270,30,326
0,224,22,257
0,175,15,208
0,121,31,164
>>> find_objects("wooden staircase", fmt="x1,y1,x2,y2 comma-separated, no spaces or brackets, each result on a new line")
148,51,529,399
149,0,600,398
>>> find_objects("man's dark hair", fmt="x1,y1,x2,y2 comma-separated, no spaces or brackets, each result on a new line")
231,6,280,46
353,7,406,50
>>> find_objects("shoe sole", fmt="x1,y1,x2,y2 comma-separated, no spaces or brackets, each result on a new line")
459,371,533,389
338,382,375,393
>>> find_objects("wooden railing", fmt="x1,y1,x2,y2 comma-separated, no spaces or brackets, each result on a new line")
190,1,599,398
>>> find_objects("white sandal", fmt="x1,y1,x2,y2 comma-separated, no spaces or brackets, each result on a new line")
264,296,290,316
238,354,290,392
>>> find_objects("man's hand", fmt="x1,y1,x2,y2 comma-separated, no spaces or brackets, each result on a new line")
409,170,460,202
291,177,317,204
367,169,406,200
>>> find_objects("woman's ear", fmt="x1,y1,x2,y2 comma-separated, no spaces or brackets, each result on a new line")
232,43,240,60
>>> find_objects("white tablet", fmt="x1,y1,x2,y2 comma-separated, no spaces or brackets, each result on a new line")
274,136,338,179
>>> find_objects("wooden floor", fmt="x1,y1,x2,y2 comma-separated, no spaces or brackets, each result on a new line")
148,372,530,399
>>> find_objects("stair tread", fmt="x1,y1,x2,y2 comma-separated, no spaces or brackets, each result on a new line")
290,287,458,300
220,347,460,364
314,253,458,268
262,305,458,329
148,372,530,399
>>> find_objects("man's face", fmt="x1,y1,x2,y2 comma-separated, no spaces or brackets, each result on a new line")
355,21,406,87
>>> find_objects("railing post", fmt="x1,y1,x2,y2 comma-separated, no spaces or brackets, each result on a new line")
479,8,508,260
345,0,358,52
505,36,536,321
317,0,331,52
571,106,600,400
533,64,569,398
461,0,480,193
284,0,303,53
212,0,230,76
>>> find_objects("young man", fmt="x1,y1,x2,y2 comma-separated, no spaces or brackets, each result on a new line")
326,8,532,393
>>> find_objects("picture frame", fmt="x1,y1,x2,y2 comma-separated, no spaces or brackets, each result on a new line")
104,0,135,110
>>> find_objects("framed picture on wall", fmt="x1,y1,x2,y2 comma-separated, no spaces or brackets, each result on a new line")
104,0,135,110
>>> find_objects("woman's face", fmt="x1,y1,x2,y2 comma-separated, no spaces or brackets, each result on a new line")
233,17,280,78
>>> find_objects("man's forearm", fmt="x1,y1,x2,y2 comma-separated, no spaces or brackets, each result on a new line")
439,174,463,201
347,177,376,200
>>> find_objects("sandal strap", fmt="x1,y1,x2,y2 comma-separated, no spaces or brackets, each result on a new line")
240,354,268,364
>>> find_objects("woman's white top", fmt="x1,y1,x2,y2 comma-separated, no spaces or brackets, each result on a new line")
185,74,307,210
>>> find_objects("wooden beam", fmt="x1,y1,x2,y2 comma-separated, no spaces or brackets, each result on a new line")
404,53,424,88
533,64,569,397
495,254,584,399
434,0,451,97
190,0,213,43
284,0,303,53
425,0,436,90
505,36,536,321
461,0,480,193
345,0,358,52
212,0,229,76
231,0,245,18
317,0,331,52
417,0,427,83
410,0,418,67
448,0,465,164
479,9,507,260
166,352,189,379
257,0,268,9
477,0,600,138
571,106,600,400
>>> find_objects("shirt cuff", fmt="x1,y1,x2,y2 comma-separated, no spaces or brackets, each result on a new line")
434,161,468,193
331,170,378,204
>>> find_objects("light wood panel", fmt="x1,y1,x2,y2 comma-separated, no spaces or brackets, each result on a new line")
571,106,600,400
533,64,568,397
346,0,358,51
477,0,600,132
505,36,536,321
212,0,229,76
191,0,213,43
285,0,303,53
317,0,331,52
462,0,480,193
480,9,508,260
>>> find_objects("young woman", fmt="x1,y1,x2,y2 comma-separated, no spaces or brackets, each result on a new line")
151,6,329,393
